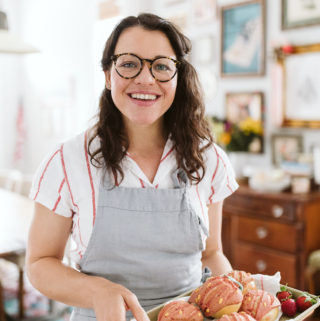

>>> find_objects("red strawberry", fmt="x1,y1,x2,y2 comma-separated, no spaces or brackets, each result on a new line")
281,298,297,317
296,295,317,312
276,285,292,302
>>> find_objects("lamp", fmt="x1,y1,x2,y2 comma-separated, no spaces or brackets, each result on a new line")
0,10,39,54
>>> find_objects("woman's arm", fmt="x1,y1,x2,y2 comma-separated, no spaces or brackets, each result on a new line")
26,203,149,321
201,201,233,276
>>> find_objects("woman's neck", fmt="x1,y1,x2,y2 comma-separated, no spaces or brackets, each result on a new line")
125,121,167,155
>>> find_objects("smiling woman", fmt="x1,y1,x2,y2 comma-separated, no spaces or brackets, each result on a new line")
26,13,238,321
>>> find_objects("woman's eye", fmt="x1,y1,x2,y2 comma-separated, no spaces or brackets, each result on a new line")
154,64,169,71
121,62,138,68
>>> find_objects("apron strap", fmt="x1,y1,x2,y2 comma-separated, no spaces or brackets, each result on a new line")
171,168,189,189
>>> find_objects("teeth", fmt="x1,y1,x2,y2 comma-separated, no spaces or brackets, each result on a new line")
130,93,157,100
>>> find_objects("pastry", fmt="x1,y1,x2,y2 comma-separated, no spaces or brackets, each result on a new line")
227,270,256,294
157,300,203,321
216,311,257,321
241,289,280,321
188,275,243,318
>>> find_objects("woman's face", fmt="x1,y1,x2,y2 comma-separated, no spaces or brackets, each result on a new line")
105,26,178,129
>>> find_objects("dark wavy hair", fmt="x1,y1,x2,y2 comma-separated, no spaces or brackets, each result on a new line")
88,13,214,184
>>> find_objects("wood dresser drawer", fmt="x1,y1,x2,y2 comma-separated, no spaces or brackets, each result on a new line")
225,194,295,222
232,243,297,288
232,216,300,254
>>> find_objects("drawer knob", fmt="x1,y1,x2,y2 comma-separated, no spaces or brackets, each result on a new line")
256,226,268,239
256,259,267,272
272,205,284,218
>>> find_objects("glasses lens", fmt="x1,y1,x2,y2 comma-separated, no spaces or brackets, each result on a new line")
152,58,177,81
114,54,141,78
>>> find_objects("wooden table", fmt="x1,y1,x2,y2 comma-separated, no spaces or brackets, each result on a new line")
0,188,34,320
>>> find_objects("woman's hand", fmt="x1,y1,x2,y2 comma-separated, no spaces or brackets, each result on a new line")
91,276,150,321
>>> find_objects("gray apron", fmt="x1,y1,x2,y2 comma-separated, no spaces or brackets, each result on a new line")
71,169,208,321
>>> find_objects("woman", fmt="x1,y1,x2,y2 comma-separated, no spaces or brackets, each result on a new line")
26,13,238,321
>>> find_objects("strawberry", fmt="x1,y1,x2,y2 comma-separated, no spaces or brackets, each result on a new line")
281,298,297,317
296,295,317,312
276,285,292,302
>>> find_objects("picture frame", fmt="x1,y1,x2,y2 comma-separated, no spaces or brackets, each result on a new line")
282,0,320,29
275,43,320,128
192,0,216,24
220,0,265,77
224,92,264,153
225,92,264,124
192,34,215,65
271,134,303,166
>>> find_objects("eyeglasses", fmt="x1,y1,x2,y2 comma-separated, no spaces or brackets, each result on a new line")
110,53,180,82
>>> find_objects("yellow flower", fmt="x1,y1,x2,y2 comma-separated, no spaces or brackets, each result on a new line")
219,132,231,145
239,118,263,135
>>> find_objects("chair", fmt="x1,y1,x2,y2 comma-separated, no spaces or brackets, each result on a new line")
305,250,320,295
0,169,22,191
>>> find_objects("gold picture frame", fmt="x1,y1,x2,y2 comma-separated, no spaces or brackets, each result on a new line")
275,43,320,128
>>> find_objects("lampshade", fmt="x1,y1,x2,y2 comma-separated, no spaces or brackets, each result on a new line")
0,10,39,54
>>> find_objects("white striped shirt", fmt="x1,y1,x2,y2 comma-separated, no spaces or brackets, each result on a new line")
30,130,238,264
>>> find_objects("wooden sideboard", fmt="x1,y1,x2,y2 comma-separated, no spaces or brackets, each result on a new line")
222,183,320,290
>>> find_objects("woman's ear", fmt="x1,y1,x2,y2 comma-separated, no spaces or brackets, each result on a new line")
104,71,111,90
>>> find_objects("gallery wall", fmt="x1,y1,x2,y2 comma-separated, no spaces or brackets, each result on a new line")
1,0,320,177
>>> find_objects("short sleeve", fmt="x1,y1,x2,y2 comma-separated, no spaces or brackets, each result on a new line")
207,144,239,204
29,145,74,217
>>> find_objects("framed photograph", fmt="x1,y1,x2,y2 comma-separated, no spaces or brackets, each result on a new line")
220,0,265,77
271,134,303,165
224,92,264,153
282,0,320,29
226,92,263,124
275,43,320,128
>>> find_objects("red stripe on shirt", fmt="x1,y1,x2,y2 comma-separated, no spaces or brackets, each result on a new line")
160,146,174,163
210,145,220,184
52,177,65,212
208,145,234,203
84,131,96,225
60,144,85,247
155,184,159,189
217,154,234,194
139,178,145,188
33,149,60,201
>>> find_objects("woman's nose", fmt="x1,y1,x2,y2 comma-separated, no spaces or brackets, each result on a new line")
134,63,155,84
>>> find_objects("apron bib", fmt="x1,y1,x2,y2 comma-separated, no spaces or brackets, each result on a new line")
71,169,208,321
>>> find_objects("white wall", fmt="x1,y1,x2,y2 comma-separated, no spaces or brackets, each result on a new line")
1,0,320,176
0,0,23,170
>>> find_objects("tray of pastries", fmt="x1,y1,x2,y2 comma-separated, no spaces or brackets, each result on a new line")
147,271,320,321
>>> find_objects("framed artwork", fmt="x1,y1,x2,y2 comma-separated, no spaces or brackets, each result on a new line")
282,0,320,29
275,43,320,128
193,0,216,24
192,35,215,65
224,92,264,153
220,0,265,77
271,134,303,166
